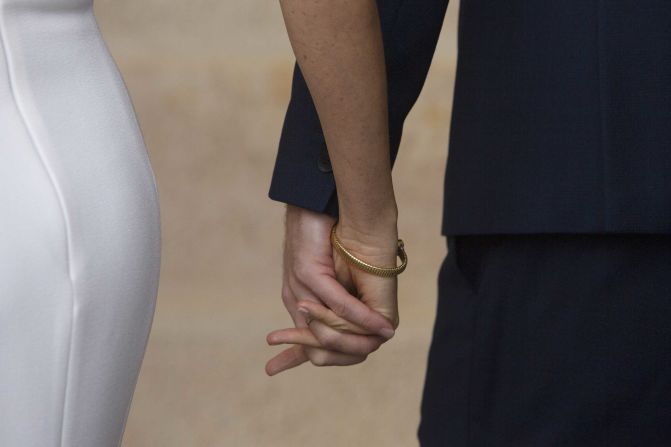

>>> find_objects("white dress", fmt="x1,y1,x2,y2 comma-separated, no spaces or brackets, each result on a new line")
0,0,160,446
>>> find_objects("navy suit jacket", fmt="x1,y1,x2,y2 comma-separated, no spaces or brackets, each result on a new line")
268,0,671,236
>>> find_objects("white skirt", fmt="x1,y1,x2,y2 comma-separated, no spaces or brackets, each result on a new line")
0,1,160,445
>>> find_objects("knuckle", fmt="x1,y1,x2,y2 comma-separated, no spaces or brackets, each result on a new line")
368,339,383,353
293,262,312,283
280,285,293,303
318,332,339,351
295,298,310,308
332,320,352,332
286,273,300,292
358,339,381,356
358,311,375,330
309,352,330,367
354,346,373,357
331,299,347,318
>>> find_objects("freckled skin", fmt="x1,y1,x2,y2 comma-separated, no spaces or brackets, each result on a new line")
266,1,401,374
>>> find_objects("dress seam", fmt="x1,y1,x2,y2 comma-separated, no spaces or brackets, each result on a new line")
0,9,77,447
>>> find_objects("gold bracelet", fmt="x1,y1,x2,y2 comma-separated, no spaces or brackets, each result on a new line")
330,222,407,277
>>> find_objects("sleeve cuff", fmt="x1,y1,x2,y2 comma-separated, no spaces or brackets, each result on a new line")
268,64,340,218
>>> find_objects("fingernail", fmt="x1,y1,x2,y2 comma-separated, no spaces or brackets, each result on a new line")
380,328,395,339
297,307,309,317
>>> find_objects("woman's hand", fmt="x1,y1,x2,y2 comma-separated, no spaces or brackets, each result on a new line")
330,215,401,330
269,0,401,376
265,205,399,376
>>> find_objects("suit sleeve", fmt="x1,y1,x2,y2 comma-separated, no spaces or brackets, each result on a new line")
268,0,450,217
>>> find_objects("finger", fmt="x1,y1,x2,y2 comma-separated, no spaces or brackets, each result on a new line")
304,346,367,367
267,327,322,348
265,345,309,376
297,300,372,335
284,281,328,323
281,285,302,327
308,275,395,339
305,319,384,356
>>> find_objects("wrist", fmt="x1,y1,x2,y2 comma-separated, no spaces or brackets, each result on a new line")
335,205,399,261
285,204,337,243
337,192,397,228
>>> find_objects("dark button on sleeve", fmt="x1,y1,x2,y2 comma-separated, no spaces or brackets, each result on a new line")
317,150,333,173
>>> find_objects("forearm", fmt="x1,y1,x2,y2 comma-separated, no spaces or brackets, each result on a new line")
279,0,397,235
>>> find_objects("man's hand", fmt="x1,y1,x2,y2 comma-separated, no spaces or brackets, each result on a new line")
265,205,399,376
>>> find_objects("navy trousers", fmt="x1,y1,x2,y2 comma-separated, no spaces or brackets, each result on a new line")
418,234,671,446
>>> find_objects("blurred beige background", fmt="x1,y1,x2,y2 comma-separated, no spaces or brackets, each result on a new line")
94,1,460,445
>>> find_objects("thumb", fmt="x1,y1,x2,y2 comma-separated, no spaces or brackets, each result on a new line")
353,271,399,329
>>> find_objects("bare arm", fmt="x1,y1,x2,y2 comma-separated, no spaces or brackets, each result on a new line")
279,0,398,245
267,0,448,375
266,0,405,376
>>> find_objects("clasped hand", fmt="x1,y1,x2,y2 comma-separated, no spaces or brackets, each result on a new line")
265,205,400,376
